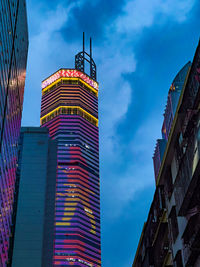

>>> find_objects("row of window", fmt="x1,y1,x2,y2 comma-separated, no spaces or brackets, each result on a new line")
41,107,98,127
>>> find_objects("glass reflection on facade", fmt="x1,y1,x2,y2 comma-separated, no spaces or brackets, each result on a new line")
41,66,101,266
0,0,28,265
153,62,191,181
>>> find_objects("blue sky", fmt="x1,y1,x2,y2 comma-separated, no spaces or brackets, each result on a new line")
22,0,200,266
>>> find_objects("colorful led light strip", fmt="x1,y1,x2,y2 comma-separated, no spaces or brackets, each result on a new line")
42,69,99,90
42,78,98,96
40,106,98,126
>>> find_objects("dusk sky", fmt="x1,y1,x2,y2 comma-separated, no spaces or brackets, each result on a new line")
22,1,200,266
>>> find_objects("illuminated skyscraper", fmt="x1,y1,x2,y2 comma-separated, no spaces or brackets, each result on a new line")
0,1,28,265
40,34,101,267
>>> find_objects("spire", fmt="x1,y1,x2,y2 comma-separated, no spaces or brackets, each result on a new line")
83,32,85,53
90,37,92,58
75,32,97,80
83,32,85,72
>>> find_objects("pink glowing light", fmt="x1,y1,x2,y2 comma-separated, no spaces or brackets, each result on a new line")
42,69,98,90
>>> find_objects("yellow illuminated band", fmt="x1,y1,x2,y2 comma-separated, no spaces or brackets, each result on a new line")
40,106,98,126
42,78,98,96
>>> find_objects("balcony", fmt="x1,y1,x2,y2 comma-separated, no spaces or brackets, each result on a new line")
182,213,200,266
147,186,166,243
174,122,200,215
153,222,170,267
133,187,167,267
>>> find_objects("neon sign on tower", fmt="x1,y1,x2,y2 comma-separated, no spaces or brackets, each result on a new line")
42,69,99,90
40,33,101,266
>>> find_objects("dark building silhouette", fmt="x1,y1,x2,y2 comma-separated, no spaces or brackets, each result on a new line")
133,40,200,267
0,1,28,265
11,127,57,267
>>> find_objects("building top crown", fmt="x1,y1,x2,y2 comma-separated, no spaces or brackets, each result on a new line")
42,33,98,90
42,68,98,90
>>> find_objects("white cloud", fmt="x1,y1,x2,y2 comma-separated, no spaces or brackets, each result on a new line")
22,1,198,265
97,0,196,221
22,1,79,125
101,114,161,219
23,0,195,222
96,34,137,158
23,0,137,141
116,0,196,33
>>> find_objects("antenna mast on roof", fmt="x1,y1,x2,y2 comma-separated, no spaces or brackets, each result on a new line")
83,32,85,72
75,32,97,80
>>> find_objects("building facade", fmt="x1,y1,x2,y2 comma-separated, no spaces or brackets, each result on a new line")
153,62,191,181
11,127,57,267
40,39,101,267
133,40,200,267
0,1,28,265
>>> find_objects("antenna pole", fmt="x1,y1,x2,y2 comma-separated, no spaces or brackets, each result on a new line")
83,32,85,72
90,37,92,58
83,32,85,53
90,37,92,76
75,33,96,80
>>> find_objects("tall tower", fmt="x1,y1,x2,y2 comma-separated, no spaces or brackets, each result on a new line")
0,0,28,265
40,34,101,267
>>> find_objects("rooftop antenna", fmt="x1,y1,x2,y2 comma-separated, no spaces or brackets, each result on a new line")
90,37,92,77
75,32,97,80
83,32,85,72
90,37,92,58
